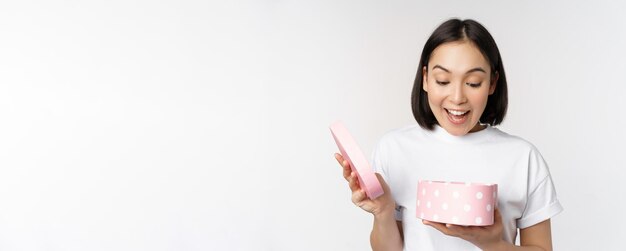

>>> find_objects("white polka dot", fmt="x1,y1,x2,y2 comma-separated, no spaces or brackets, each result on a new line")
417,200,420,207
428,180,432,184
442,203,448,210
433,214,439,221
453,191,460,199
464,204,471,212
444,182,450,186
452,216,459,224
476,192,483,199
434,189,440,197
427,201,431,208
420,212,424,218
486,204,492,212
475,217,482,224
422,188,426,195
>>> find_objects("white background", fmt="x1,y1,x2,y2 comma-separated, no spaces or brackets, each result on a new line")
1,0,625,250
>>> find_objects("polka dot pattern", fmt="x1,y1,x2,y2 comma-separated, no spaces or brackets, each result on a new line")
463,204,471,212
476,192,483,200
416,180,497,226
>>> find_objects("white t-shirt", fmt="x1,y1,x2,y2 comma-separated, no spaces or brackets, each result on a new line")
371,124,563,250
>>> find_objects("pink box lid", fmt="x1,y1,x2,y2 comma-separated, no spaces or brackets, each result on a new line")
330,121,384,199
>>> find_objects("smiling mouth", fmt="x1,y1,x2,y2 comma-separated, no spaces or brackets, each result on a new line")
445,108,469,124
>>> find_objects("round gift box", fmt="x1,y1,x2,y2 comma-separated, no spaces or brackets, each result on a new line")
416,180,497,226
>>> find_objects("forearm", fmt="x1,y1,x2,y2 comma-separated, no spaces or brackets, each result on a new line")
370,211,403,251
482,240,550,251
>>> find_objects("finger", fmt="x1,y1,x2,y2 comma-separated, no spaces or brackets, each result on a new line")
423,220,457,237
334,153,344,165
348,172,360,192
335,153,348,170
335,154,350,170
493,207,502,224
444,224,471,236
358,200,375,212
336,154,350,170
351,189,367,205
335,153,352,180
342,160,351,179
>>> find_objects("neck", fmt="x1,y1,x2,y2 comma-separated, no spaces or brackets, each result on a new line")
469,123,487,133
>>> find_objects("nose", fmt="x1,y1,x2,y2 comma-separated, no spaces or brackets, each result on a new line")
450,82,467,104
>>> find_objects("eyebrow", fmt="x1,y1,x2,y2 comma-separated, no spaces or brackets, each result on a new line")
432,64,486,74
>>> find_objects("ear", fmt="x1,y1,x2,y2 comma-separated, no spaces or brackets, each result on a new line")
422,66,428,92
489,71,499,95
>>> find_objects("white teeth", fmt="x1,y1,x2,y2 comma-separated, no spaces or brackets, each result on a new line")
447,109,468,116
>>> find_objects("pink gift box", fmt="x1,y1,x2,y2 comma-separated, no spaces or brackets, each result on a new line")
416,180,497,226
330,121,384,199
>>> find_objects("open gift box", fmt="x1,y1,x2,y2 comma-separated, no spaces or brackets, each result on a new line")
416,180,497,226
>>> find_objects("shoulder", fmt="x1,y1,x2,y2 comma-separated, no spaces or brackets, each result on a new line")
488,128,551,176
376,124,427,146
488,127,542,154
381,124,422,138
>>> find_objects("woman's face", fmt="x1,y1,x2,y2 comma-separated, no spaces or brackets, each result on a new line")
423,41,497,136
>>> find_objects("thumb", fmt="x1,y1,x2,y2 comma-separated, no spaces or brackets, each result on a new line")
493,206,502,223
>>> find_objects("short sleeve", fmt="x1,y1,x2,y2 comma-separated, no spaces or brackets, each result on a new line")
371,136,403,221
517,148,564,229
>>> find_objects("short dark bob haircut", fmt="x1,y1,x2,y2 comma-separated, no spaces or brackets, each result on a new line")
411,18,508,130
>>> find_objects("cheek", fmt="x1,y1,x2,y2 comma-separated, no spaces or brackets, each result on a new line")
425,85,445,107
426,94,444,112
469,91,490,111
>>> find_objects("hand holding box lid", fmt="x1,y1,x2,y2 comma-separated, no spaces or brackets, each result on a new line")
330,121,384,199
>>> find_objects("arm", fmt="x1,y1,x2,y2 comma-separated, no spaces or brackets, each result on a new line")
335,153,403,251
370,215,403,251
424,209,553,251
484,219,552,251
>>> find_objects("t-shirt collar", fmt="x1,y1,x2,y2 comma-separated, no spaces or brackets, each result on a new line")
429,124,495,144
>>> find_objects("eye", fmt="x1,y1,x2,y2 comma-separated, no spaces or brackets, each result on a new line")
436,80,450,85
466,82,482,88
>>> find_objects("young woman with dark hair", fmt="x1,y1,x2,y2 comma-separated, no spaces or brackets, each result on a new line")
335,19,562,250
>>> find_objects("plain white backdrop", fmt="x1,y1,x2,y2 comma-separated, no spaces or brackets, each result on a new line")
1,0,625,250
